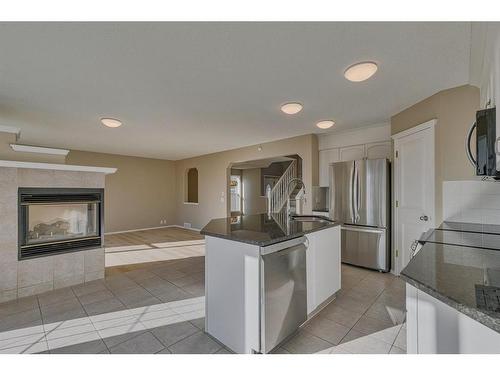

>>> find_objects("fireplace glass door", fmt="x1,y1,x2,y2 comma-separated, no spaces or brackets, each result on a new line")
26,203,99,245
19,188,103,259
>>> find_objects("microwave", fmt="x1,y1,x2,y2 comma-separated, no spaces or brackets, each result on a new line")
466,107,498,179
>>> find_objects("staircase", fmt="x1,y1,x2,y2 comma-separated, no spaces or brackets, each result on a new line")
268,159,303,213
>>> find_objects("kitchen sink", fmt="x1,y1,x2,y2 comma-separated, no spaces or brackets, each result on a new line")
290,215,333,223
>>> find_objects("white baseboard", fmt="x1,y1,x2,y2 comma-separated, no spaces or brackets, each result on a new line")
105,224,201,235
171,225,202,232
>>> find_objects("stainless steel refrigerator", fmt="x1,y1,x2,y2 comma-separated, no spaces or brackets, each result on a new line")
329,158,390,272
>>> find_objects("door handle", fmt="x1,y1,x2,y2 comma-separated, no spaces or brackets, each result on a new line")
419,215,429,221
465,122,477,168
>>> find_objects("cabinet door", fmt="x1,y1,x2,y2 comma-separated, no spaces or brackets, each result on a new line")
306,226,341,313
365,141,392,160
319,148,339,187
314,226,341,306
339,145,365,161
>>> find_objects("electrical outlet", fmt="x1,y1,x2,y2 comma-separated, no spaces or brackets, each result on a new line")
184,222,192,229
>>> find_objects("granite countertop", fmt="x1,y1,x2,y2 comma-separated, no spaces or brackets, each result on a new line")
401,222,500,334
200,213,339,247
312,208,329,213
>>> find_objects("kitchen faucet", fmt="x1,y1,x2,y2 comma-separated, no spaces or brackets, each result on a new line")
286,177,306,216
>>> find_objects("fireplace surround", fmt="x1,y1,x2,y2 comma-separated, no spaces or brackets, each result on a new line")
18,187,104,260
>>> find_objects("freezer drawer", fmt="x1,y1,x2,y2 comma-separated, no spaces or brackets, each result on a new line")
341,225,390,272
260,238,307,353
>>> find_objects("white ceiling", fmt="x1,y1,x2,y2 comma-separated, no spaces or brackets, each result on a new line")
0,22,471,160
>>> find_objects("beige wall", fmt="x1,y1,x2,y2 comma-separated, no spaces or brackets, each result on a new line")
241,168,267,215
67,151,176,233
174,134,318,229
391,84,480,222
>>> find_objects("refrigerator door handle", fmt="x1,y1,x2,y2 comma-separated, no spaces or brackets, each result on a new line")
353,162,360,223
342,224,385,234
355,165,361,222
349,162,355,223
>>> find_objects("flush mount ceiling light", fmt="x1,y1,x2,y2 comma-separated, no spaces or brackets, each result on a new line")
344,61,378,82
101,118,122,128
316,120,335,129
280,102,303,115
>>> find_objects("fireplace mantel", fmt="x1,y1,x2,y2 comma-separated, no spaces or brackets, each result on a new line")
0,159,117,174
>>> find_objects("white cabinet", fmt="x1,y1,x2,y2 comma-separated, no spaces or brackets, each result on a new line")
319,148,339,187
306,226,341,314
318,141,391,187
365,141,392,160
339,144,365,161
406,284,500,354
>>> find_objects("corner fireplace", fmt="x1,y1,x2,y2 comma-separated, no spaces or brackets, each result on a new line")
18,188,104,260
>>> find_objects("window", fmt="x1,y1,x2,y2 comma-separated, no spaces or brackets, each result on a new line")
186,168,198,203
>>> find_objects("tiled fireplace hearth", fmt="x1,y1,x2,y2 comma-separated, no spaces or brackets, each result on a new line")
0,160,116,303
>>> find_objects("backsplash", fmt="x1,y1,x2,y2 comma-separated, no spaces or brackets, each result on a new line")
443,180,500,224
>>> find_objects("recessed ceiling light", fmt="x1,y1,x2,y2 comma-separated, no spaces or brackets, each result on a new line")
344,61,378,82
280,102,303,115
101,118,122,128
316,120,335,129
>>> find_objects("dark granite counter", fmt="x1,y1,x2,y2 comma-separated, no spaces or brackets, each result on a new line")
200,213,339,247
312,208,329,213
401,222,500,334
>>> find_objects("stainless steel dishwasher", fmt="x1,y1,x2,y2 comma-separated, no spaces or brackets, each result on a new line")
260,236,307,353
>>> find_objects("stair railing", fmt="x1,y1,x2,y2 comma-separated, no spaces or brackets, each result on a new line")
269,159,297,213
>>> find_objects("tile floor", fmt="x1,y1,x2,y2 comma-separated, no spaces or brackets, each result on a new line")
0,230,406,354
0,257,215,354
277,264,407,354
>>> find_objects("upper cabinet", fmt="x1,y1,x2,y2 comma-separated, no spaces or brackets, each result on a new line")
319,148,339,187
339,145,365,162
319,141,392,187
365,141,392,160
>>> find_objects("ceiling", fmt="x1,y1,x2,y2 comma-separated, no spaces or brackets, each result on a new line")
0,22,471,160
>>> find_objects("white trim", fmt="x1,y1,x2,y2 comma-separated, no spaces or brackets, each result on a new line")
10,144,70,156
0,125,21,136
391,119,437,140
105,225,173,235
183,202,199,205
393,120,436,275
105,224,201,235
0,160,117,174
172,224,202,232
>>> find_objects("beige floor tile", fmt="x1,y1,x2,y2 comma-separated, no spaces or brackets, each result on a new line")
352,315,396,336
303,316,351,345
282,331,332,354
389,345,406,354
393,325,406,350
320,304,364,328
337,334,392,354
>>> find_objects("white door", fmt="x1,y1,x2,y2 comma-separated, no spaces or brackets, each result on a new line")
393,120,435,274
339,144,365,161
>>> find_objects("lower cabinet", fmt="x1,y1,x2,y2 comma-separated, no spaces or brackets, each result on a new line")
406,284,500,353
306,226,341,314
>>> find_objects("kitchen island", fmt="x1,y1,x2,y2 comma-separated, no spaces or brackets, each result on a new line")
401,222,500,354
201,213,341,354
